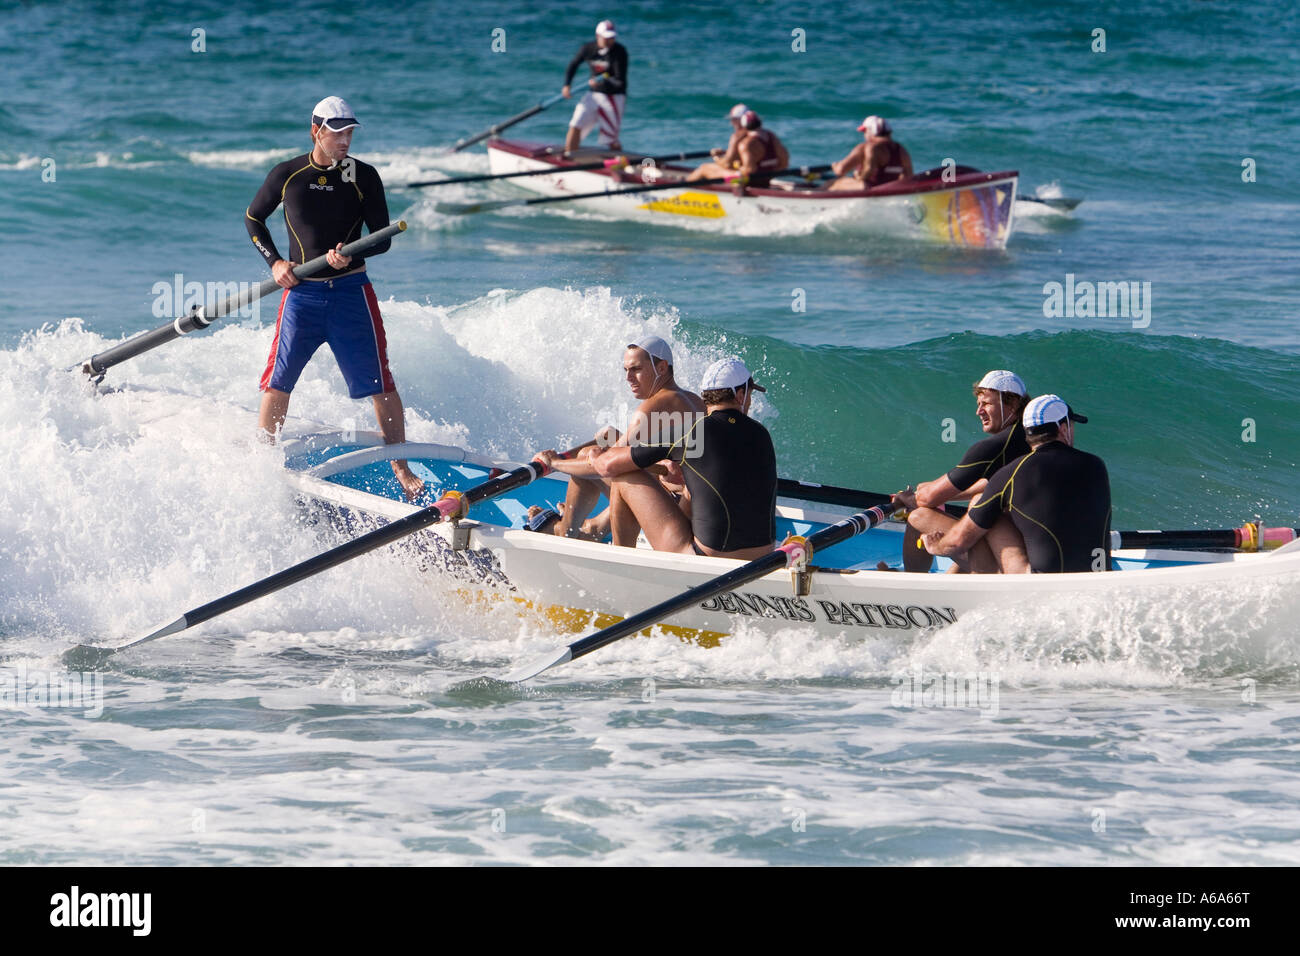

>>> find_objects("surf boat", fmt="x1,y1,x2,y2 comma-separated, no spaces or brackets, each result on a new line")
280,431,1300,647
482,138,1018,248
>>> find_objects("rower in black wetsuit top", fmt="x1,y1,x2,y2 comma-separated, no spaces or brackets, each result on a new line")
922,394,1112,574
578,357,778,560
892,370,1030,572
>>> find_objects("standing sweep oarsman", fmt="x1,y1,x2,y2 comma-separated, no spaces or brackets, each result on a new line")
562,19,628,153
891,370,1031,572
245,96,424,501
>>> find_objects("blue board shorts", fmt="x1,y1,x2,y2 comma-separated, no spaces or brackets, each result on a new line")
260,272,396,399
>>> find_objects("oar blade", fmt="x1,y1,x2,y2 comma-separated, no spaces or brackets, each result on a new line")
61,643,122,670
61,615,188,668
434,198,520,215
500,646,574,684
1021,195,1082,212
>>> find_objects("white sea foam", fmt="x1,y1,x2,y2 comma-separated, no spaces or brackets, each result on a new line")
4,296,1299,868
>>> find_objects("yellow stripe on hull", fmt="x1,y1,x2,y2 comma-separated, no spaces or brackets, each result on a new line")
453,587,725,648
638,190,727,218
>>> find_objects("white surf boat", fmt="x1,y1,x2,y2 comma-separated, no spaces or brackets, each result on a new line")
279,431,1300,647
482,138,1019,248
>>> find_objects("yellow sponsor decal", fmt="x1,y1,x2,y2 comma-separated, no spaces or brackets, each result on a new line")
639,190,727,218
318,175,327,185
453,588,725,648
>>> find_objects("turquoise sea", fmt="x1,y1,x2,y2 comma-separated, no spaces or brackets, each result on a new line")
1,0,1298,868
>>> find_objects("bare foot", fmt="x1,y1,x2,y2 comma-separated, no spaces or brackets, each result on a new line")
393,465,426,503
526,504,562,534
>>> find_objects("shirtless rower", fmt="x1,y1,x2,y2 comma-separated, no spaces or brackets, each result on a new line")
922,395,1112,574
530,337,704,541
699,103,749,173
562,357,777,560
891,370,1030,573
687,109,789,185
829,115,912,191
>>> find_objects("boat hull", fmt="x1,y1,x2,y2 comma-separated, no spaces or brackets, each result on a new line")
483,139,1018,248
280,433,1300,645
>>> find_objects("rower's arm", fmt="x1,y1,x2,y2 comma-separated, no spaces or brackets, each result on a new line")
831,144,863,177
592,445,641,478
563,44,589,87
922,513,987,557
245,164,289,268
716,131,742,166
915,474,964,510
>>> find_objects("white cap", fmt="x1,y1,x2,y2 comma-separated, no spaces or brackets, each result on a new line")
977,369,1027,397
1023,394,1088,432
629,335,673,366
701,357,766,392
728,103,748,120
312,96,360,132
596,19,617,37
857,115,891,136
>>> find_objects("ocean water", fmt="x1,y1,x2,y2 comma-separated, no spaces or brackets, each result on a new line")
1,0,1298,867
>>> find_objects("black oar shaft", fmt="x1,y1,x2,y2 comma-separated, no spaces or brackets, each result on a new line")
405,150,713,188
517,163,832,208
448,89,572,152
178,456,553,631
1115,527,1299,551
777,478,892,510
83,221,406,376
565,503,895,666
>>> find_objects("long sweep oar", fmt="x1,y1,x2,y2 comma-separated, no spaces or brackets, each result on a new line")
496,500,901,683
1018,195,1082,212
401,150,714,189
445,75,610,153
63,443,589,668
80,221,407,382
447,91,569,153
775,478,1298,553
437,163,832,216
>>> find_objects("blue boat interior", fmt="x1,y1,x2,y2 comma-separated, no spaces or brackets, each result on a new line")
286,445,1200,573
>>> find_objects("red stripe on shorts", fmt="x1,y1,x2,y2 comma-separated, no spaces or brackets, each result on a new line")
362,282,397,393
259,288,290,391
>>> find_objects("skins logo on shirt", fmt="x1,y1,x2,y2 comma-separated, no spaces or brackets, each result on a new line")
309,175,334,191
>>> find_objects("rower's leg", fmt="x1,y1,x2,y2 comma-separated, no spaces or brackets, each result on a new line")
904,508,955,572
373,391,425,502
609,470,693,553
985,514,1030,573
565,125,582,153
554,473,605,537
258,388,291,442
687,162,724,183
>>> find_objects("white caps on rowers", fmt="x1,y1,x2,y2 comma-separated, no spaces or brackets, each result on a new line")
700,357,766,392
312,96,360,131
